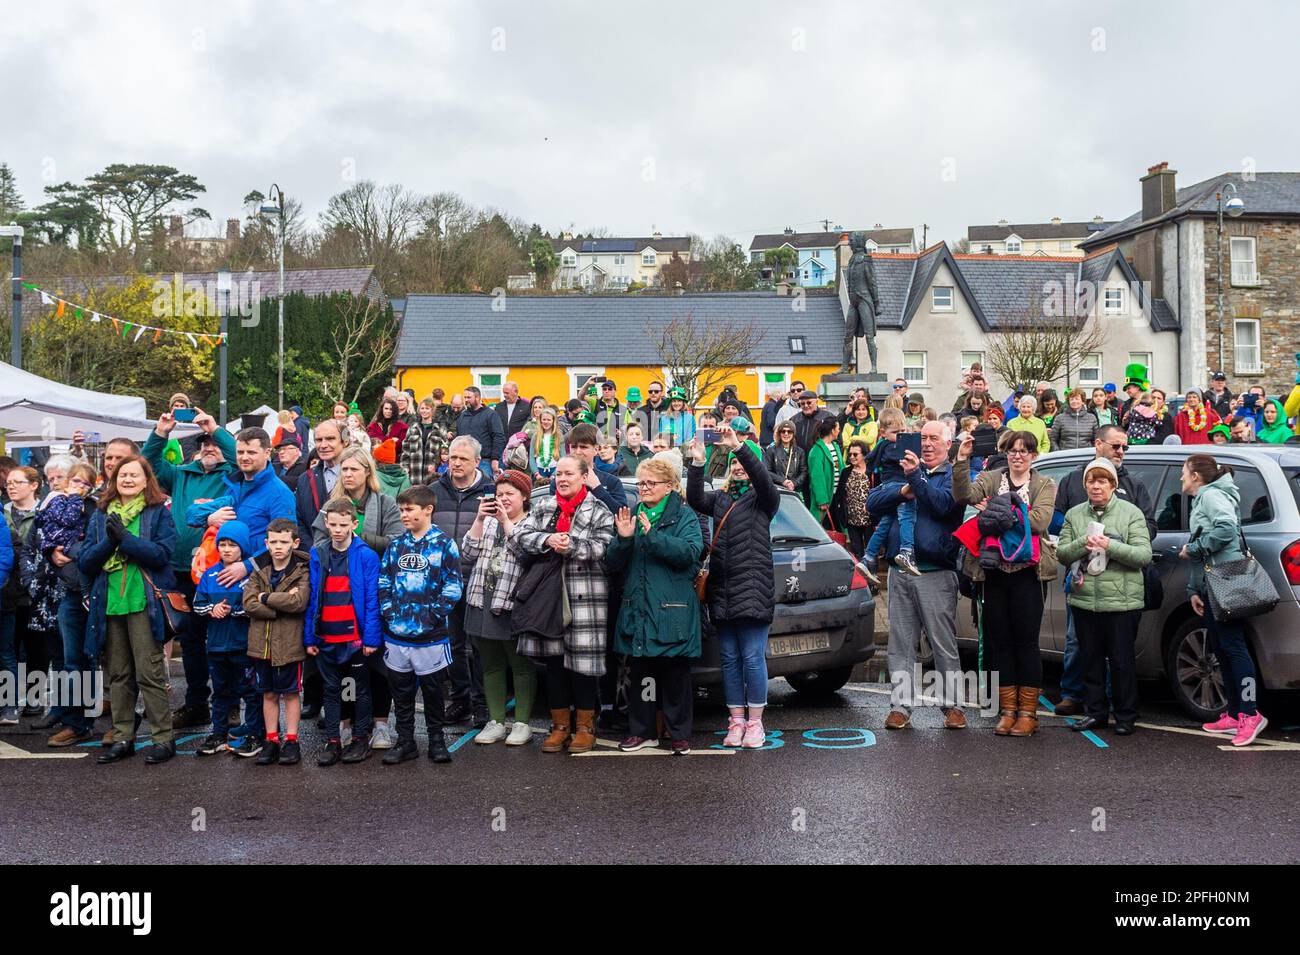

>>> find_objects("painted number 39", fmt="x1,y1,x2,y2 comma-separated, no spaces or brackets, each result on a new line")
711,728,876,751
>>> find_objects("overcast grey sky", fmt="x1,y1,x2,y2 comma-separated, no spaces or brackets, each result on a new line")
6,0,1297,251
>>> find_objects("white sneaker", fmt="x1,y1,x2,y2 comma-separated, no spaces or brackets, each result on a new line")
475,719,509,744
505,721,533,746
0,706,19,725
370,721,395,749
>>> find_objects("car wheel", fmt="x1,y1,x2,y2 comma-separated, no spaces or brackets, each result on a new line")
786,666,853,698
1165,618,1226,723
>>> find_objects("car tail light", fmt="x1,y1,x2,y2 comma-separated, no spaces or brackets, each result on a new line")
1282,539,1300,586
851,566,871,590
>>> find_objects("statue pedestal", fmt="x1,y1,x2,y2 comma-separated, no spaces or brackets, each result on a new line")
819,372,890,406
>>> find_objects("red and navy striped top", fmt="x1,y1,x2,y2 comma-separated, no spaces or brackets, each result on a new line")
319,550,359,644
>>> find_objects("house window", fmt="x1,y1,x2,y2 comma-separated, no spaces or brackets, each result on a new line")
932,286,954,311
1128,352,1153,385
562,253,576,266
642,251,656,266
1230,237,1258,285
903,351,927,384
803,270,810,280
789,335,806,355
751,250,763,263
1078,352,1102,386
566,366,606,399
1234,320,1262,374
756,367,794,406
614,254,625,266
960,351,983,373
810,250,821,262
1060,241,1073,252
471,367,508,401
1005,238,1021,254
1104,287,1124,314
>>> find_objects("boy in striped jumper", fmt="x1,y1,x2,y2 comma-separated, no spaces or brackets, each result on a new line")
304,498,382,766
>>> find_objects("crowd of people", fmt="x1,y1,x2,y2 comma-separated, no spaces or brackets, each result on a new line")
0,358,1294,762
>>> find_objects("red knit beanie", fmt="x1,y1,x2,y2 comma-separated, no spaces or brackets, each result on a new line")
496,468,534,499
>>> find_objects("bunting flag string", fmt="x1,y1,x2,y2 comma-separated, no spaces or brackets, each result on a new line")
19,282,227,350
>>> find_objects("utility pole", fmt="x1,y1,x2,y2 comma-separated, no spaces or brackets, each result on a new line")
922,223,928,249
1,224,22,367
821,218,833,233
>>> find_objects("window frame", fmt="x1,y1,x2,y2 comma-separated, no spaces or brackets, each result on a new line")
1077,352,1102,386
564,366,606,400
470,366,509,401
931,286,954,311
902,350,928,385
1103,287,1124,314
1229,236,1258,286
1233,318,1262,374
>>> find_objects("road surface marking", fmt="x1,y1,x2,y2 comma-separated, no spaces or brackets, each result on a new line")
0,740,86,759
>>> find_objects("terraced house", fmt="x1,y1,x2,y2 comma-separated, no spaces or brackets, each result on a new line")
548,231,692,290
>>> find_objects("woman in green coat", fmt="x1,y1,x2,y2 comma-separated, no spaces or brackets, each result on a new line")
605,458,703,755
1056,457,1151,735
806,417,843,528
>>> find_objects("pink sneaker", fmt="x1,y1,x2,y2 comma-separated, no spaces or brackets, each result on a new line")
741,718,766,749
1231,712,1268,747
721,717,745,747
1202,712,1240,734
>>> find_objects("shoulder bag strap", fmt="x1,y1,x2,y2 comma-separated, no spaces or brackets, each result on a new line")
702,500,740,563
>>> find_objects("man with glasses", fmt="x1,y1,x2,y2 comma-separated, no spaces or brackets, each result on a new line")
892,378,908,394
771,380,806,433
1050,424,1157,714
792,390,834,453
641,381,668,439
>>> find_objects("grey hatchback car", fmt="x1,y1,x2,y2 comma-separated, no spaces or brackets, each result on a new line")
958,444,1300,720
532,479,876,698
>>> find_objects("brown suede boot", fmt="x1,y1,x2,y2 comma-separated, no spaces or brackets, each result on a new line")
568,709,597,753
1010,687,1040,737
541,708,572,753
995,686,1018,736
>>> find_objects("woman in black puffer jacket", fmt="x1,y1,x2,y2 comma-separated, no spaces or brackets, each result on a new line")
686,425,780,750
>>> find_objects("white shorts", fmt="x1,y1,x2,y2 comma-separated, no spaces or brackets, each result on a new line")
383,641,452,676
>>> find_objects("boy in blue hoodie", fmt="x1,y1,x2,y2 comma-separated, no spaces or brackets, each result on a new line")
862,408,920,582
377,485,462,765
193,521,266,757
305,498,382,766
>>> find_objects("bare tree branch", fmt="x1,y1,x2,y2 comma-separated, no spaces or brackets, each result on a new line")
984,290,1108,388
645,313,766,408
325,295,398,405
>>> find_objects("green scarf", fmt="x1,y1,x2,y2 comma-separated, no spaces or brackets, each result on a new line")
723,439,762,499
104,496,147,617
636,495,670,533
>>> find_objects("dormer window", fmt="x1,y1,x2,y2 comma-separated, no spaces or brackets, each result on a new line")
642,250,656,266
1004,235,1022,254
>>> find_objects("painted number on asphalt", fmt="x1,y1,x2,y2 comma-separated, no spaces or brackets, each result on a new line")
710,728,877,751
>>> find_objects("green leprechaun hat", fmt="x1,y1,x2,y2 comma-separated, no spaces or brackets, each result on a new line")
1123,362,1150,391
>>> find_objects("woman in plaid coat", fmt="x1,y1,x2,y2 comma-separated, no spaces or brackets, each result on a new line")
509,455,615,754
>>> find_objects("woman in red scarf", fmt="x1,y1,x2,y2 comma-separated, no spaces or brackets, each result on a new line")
1173,389,1219,445
509,455,615,755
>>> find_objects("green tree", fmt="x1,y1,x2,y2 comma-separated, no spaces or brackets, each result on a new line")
0,163,23,223
83,163,209,251
763,246,798,283
530,237,559,288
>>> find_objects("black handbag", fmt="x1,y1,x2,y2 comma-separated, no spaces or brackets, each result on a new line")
1142,564,1165,611
1200,529,1280,623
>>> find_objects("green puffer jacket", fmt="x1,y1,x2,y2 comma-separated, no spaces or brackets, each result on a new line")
1056,495,1152,612
604,492,703,658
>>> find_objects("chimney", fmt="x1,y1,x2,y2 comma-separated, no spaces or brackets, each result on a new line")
873,222,882,229
226,217,240,241
652,230,662,241
997,218,1008,226
1093,214,1104,224
775,280,792,297
1140,162,1177,221
168,215,183,238
1050,216,1061,226
783,226,794,236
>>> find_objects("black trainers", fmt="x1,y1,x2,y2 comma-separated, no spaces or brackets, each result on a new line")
300,702,321,720
171,703,211,729
230,736,264,758
444,700,472,724
255,741,281,765
471,706,490,730
196,732,229,756
427,734,452,764
340,736,371,763
277,740,301,765
317,740,342,766
382,741,419,765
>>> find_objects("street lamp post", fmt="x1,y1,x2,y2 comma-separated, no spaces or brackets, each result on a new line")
260,185,286,409
217,267,231,425
1,223,23,368
1215,182,1244,375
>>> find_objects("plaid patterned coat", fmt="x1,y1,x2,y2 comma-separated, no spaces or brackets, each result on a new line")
461,518,525,614
508,494,615,675
401,421,446,485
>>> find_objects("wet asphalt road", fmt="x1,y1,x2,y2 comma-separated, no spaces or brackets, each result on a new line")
3,665,1298,865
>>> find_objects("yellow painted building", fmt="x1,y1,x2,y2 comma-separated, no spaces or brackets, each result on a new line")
394,292,844,411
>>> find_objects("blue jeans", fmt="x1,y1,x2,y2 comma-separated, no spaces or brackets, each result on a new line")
209,651,264,738
716,619,770,709
0,611,17,702
51,594,95,732
866,484,916,558
1206,612,1257,717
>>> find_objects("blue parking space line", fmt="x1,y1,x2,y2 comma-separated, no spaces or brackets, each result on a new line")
175,733,204,746
1038,695,1056,713
1064,718,1108,748
448,730,478,752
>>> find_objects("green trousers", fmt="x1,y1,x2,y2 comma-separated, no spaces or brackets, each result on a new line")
106,611,173,745
474,635,536,724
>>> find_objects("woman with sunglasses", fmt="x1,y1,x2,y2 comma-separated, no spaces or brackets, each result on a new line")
763,420,807,495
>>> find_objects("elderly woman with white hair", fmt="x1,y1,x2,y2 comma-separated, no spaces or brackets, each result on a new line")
1007,394,1051,454
1055,457,1151,735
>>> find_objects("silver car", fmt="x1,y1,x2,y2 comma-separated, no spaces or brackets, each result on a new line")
957,444,1300,720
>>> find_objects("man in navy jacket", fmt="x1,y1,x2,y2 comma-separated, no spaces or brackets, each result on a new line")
867,420,967,730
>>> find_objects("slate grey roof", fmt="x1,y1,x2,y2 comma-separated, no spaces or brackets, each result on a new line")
38,267,385,304
395,292,845,367
1081,171,1300,249
549,235,691,254
749,228,915,252
968,220,1114,242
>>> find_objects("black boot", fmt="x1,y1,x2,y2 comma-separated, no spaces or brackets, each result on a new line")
382,741,419,765
317,740,343,766
427,733,452,764
97,741,135,764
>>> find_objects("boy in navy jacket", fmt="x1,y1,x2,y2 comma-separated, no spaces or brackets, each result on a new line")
378,485,462,765
193,521,265,756
862,408,920,581
305,498,382,766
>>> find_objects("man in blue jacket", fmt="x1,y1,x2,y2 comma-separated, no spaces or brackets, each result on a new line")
868,420,968,731
455,387,504,480
143,407,236,728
